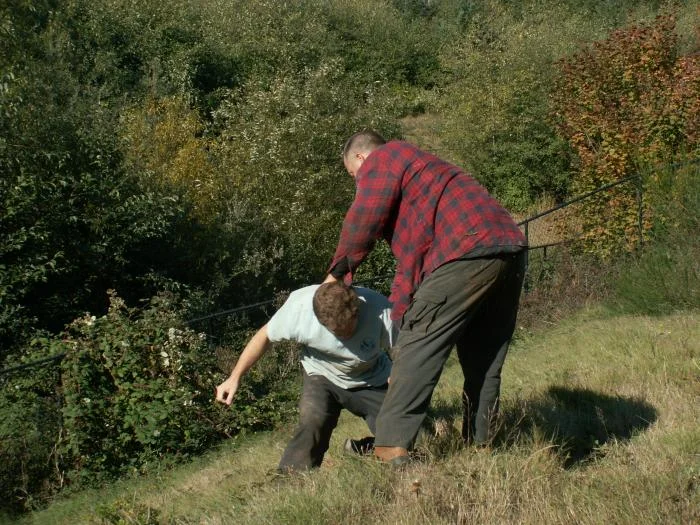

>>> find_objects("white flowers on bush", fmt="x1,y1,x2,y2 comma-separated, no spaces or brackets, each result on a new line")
161,327,191,370
78,313,98,327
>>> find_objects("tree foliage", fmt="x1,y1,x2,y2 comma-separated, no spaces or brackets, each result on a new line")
0,292,297,512
550,14,699,255
1,0,697,513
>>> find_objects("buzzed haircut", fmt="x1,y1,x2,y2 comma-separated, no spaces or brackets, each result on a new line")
313,282,360,337
343,130,387,159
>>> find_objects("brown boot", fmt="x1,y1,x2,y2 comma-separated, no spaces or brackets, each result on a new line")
374,446,409,462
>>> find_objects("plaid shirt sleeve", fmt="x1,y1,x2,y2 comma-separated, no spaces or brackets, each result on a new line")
329,148,402,281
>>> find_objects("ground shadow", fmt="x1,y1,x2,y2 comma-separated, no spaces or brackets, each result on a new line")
498,385,658,468
419,386,658,467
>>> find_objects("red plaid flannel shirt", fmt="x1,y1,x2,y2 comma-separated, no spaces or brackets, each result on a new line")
330,141,527,320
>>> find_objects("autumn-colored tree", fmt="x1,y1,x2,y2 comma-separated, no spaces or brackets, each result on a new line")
122,97,221,222
550,15,699,256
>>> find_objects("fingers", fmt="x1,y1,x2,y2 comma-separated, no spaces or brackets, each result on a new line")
215,382,237,405
215,386,231,405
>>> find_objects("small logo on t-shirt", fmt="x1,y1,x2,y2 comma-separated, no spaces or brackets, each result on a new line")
360,338,376,352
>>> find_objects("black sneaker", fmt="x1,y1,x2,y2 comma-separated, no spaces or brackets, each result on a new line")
343,436,375,455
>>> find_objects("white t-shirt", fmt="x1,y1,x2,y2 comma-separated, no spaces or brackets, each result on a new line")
266,285,394,389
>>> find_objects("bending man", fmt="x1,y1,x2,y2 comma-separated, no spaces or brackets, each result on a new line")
215,281,394,472
325,130,527,465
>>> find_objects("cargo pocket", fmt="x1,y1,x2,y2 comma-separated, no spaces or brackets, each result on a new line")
402,288,447,334
388,345,401,361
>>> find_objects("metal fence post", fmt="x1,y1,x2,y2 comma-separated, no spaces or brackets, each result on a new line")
636,175,644,248
523,221,530,292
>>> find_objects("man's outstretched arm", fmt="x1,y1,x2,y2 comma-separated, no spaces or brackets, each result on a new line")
215,324,271,406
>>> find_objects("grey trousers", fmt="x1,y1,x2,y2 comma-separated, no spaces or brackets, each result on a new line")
374,250,526,449
278,371,388,472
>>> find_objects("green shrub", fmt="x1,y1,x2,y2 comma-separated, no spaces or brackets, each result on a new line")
0,355,63,514
437,0,581,210
210,59,401,284
56,292,296,480
550,14,698,256
0,291,298,512
611,162,700,314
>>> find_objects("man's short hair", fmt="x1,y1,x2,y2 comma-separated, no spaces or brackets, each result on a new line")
313,282,360,338
343,130,387,159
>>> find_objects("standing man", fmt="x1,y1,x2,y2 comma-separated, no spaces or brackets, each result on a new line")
324,130,527,465
215,281,394,472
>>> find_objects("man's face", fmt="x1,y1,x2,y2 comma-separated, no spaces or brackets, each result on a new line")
343,152,365,179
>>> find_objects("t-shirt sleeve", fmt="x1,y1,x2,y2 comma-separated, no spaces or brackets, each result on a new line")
266,293,305,343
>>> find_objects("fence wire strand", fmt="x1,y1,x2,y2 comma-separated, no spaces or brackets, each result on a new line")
2,159,696,377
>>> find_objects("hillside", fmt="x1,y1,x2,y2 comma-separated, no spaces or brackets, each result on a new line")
22,309,699,524
2,0,697,519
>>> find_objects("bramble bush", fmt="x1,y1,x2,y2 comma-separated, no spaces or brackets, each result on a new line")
58,292,221,480
0,291,298,513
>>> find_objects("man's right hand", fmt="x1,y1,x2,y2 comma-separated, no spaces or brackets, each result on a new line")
215,376,240,406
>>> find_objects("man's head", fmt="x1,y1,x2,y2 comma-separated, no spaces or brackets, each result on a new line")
342,130,386,178
313,282,361,339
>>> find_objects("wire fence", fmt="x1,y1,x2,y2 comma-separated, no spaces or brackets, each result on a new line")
1,158,697,379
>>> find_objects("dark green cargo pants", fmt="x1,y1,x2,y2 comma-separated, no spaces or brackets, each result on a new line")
278,371,387,472
375,250,526,449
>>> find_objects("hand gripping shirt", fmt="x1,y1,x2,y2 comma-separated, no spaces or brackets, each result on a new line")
330,141,527,320
266,285,394,389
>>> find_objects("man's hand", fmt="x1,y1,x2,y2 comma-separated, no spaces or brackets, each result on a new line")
215,376,240,406
214,325,271,406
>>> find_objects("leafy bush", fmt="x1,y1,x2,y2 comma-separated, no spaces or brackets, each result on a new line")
436,0,584,210
57,293,217,479
611,162,700,314
0,357,64,514
0,292,298,512
550,14,699,256
0,1,208,354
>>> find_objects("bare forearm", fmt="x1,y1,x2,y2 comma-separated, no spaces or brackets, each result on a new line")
215,324,271,405
229,324,271,380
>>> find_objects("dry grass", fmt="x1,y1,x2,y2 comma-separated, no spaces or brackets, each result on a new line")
21,309,699,525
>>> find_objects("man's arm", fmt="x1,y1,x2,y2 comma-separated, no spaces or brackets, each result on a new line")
328,149,402,280
215,324,272,406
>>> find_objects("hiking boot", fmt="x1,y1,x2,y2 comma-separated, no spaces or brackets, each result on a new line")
343,436,375,455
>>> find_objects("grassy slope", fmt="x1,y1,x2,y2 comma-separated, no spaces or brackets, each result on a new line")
21,307,699,524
